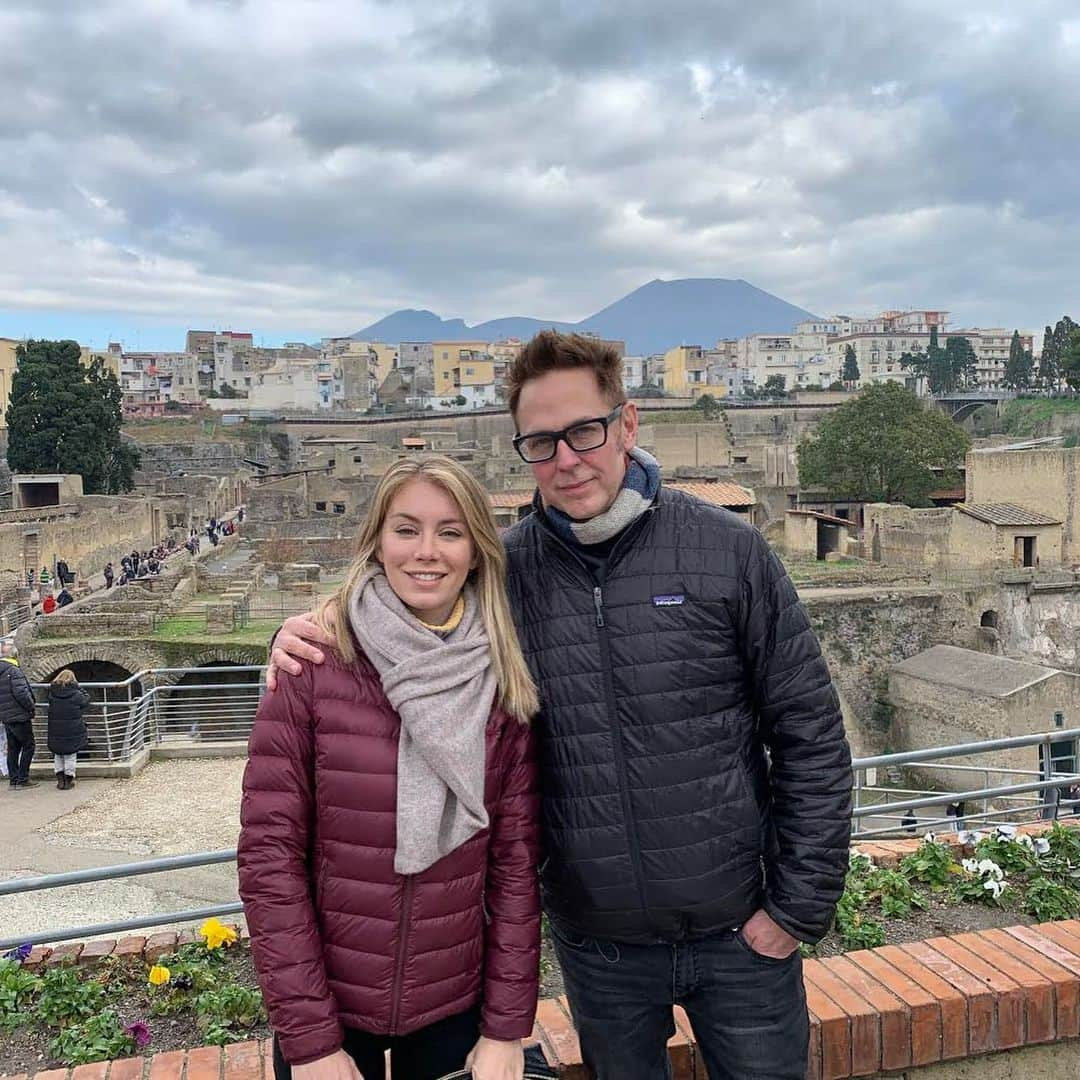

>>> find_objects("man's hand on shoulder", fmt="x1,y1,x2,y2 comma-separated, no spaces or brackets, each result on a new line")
739,908,799,960
266,612,334,690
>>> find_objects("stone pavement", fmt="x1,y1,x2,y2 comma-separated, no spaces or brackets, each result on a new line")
1,758,245,944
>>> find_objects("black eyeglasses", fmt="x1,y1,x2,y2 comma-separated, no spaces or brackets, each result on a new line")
512,404,625,463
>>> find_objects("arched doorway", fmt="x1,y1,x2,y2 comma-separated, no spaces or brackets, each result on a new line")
159,662,262,743
39,661,142,763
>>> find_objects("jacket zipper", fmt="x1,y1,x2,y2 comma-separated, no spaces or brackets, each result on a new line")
540,509,657,928
388,875,415,1035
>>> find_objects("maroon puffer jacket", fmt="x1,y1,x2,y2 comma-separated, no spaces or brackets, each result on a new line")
237,648,541,1066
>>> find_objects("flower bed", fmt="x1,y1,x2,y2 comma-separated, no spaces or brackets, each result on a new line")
809,822,1080,958
0,920,268,1076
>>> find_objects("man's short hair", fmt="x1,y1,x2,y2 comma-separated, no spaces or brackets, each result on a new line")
506,331,626,418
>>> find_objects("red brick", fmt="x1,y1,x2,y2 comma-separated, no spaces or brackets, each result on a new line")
223,1040,263,1080
848,948,943,1067
108,1058,145,1080
175,929,200,947
921,936,1024,1050
1006,926,1080,978
143,932,178,963
535,998,582,1071
669,1005,696,1080
33,1070,70,1080
821,955,910,1072
24,945,52,970
878,945,968,1060
806,1013,822,1080
2,1073,28,1080
46,942,84,966
78,938,117,965
147,1051,186,1080
804,960,880,1076
1035,920,1080,955
901,940,999,1055
985,929,1080,1040
186,1046,223,1080
804,972,851,1080
70,1063,108,1080
113,936,147,959
967,930,1056,1043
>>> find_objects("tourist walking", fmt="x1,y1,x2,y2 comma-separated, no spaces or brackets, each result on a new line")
47,670,90,790
1,644,38,790
56,558,73,586
239,456,541,1080
104,562,114,589
39,566,51,588
269,333,852,1080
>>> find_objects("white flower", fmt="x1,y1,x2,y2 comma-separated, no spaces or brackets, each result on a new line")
1034,837,1051,856
957,829,985,846
961,858,980,874
995,824,1018,838
923,832,937,845
1016,834,1034,849
976,859,1004,880
984,878,1006,899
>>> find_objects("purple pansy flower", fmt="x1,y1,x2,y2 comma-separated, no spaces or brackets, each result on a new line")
3,943,32,963
124,1020,152,1048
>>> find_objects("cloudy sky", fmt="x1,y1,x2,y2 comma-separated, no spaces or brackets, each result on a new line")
2,0,1078,350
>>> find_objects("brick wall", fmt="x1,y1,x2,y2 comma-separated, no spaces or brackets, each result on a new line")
18,906,1080,1079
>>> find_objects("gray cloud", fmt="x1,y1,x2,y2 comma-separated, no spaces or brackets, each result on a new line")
1,0,1079,344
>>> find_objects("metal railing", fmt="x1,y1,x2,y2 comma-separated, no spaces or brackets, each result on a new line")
3,723,1080,950
21,665,266,765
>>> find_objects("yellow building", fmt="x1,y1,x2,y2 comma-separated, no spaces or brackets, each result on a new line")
0,338,20,429
433,341,492,397
659,345,717,397
369,343,398,387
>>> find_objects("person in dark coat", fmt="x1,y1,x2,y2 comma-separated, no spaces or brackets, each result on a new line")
268,333,853,1080
56,587,74,608
239,457,541,1080
1,646,38,789
47,669,90,790
104,562,114,589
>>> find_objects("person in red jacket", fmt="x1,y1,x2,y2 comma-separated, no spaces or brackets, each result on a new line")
41,593,57,614
238,455,541,1080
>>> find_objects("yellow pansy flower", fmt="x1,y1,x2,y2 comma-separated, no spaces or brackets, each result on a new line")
199,917,239,950
148,964,171,986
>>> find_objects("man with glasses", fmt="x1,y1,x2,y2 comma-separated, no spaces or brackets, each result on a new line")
268,331,852,1079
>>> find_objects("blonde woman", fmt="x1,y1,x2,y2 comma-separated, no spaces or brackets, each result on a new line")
47,669,90,789
239,456,541,1080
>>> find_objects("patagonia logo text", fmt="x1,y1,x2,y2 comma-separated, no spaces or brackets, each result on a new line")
653,594,685,606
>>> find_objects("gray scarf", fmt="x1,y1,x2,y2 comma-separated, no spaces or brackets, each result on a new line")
348,568,496,875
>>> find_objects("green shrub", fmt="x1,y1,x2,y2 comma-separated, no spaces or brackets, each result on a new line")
47,1010,136,1066
899,838,959,888
0,958,41,1032
37,965,108,1027
1024,878,1080,921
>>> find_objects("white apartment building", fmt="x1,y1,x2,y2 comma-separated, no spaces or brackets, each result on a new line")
247,360,326,412
623,355,646,388
950,329,1035,390
737,328,837,389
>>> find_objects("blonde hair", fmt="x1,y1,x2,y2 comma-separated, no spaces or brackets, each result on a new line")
319,456,539,721
52,669,77,687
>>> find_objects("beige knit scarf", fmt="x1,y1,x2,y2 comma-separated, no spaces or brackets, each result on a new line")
348,567,496,875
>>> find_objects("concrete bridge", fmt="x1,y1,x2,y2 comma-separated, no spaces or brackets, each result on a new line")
933,390,1016,421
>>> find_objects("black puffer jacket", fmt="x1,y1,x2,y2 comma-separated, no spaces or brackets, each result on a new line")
47,684,91,755
503,486,852,945
0,659,35,729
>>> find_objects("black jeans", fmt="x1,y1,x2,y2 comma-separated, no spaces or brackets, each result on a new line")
550,917,808,1080
4,723,35,784
272,1006,480,1080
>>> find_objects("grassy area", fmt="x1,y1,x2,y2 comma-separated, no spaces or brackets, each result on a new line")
988,396,1080,437
151,615,280,646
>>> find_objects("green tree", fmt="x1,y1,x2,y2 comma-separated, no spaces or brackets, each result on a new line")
1062,327,1080,392
842,344,860,387
796,382,970,505
761,373,788,398
1002,330,1035,390
6,339,140,493
691,393,723,419
943,336,978,391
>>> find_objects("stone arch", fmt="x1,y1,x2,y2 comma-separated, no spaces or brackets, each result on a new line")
22,642,160,686
980,610,1000,630
157,656,263,742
